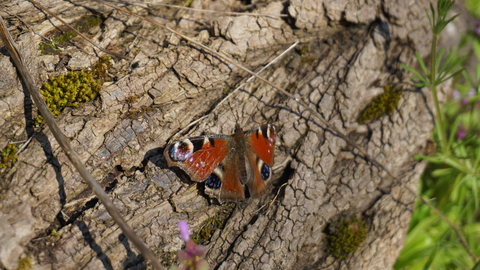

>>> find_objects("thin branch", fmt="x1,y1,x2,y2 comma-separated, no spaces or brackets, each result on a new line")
215,41,299,109
0,16,164,270
170,115,208,141
169,42,297,140
409,186,478,261
27,0,132,61
15,133,37,155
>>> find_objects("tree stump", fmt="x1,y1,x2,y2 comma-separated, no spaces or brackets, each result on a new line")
0,0,452,269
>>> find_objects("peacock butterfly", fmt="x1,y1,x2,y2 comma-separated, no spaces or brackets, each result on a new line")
164,124,276,203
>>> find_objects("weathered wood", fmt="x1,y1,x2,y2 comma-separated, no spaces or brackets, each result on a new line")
0,0,452,269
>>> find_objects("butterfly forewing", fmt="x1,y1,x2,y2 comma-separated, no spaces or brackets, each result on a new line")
247,125,276,166
164,136,230,182
244,124,276,197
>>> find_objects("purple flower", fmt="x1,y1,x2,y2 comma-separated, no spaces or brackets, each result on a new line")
462,97,469,106
476,20,480,36
457,124,467,140
179,220,190,242
452,89,460,100
176,221,209,270
468,88,475,97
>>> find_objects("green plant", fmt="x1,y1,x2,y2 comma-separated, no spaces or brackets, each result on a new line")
396,0,480,268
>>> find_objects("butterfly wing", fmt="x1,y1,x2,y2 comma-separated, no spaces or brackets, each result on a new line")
203,155,246,202
164,134,246,202
244,124,276,197
164,136,230,182
164,124,276,203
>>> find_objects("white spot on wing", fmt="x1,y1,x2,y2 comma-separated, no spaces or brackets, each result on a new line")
257,159,264,175
213,167,224,180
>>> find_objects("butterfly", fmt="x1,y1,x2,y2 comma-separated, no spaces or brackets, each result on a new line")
164,124,276,203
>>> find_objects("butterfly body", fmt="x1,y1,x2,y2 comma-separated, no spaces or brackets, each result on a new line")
164,124,276,203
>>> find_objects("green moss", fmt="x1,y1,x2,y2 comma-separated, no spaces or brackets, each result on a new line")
76,15,103,32
298,44,311,55
51,229,60,237
38,71,100,118
160,251,177,267
223,86,231,95
91,56,112,83
358,85,402,124
0,144,18,169
191,204,235,245
297,44,316,63
301,55,316,63
39,15,103,55
35,57,111,124
325,216,368,260
16,256,32,270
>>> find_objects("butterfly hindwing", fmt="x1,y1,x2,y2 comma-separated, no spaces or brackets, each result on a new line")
203,158,246,202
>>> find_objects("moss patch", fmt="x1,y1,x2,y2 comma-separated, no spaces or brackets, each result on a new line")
16,256,32,270
40,15,104,55
0,143,18,169
191,204,235,245
35,57,111,124
325,216,368,260
160,251,177,267
50,229,60,237
126,106,154,119
358,85,402,124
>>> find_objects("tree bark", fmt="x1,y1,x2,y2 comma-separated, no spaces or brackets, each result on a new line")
0,0,455,269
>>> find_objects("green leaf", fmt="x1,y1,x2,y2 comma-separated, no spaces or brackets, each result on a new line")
432,168,453,177
475,64,480,84
473,147,480,169
472,256,480,270
471,175,479,209
415,154,443,164
401,64,428,86
438,70,463,86
473,39,480,61
427,4,435,30
444,157,472,174
422,242,438,270
416,51,430,78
